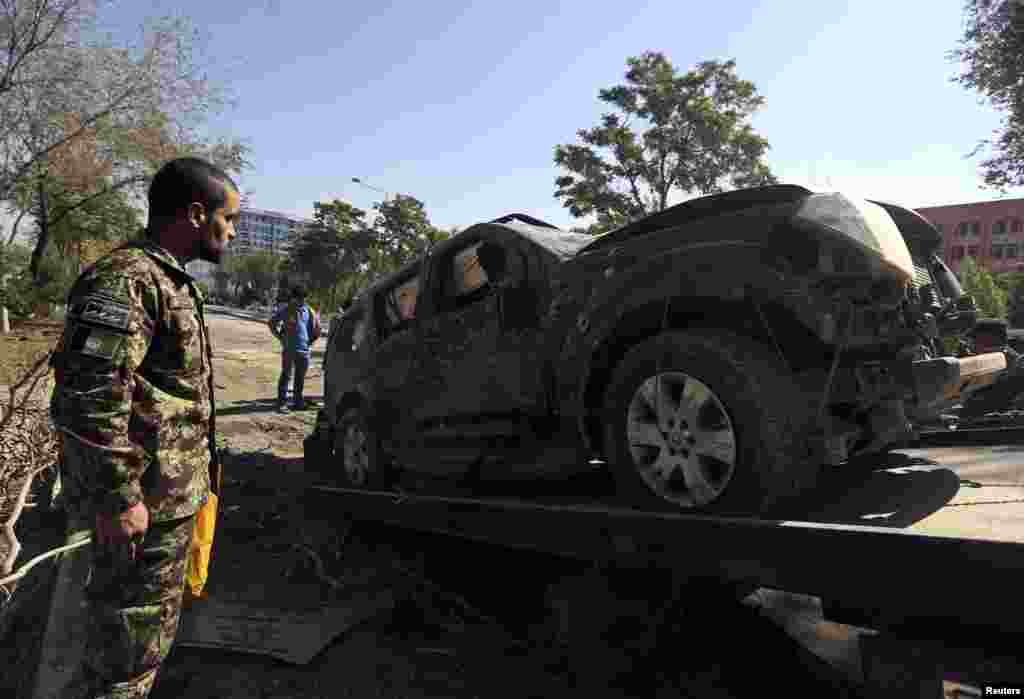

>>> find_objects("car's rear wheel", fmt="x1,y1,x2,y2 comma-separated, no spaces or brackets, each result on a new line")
334,405,392,489
603,329,819,516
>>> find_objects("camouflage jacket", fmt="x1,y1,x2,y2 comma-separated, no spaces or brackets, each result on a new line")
50,239,217,521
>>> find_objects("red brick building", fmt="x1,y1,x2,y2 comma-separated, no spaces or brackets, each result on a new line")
915,197,1024,275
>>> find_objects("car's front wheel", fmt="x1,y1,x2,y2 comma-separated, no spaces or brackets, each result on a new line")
334,405,392,489
603,329,819,516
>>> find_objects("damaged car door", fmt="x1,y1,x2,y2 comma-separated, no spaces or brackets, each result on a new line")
371,269,426,439
417,238,504,424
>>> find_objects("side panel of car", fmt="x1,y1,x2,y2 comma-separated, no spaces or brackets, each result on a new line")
554,244,828,450
417,257,505,422
415,230,553,425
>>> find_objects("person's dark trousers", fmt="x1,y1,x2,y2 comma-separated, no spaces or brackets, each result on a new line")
277,349,311,408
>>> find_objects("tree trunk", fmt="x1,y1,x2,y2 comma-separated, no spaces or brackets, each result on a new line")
29,181,50,282
4,209,28,247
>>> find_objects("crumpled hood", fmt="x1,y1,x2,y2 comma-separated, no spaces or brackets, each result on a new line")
792,192,915,284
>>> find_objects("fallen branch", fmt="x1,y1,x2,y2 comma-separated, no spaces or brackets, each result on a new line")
286,542,345,591
0,465,50,585
0,534,92,589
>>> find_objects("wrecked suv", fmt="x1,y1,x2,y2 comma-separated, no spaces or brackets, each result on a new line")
307,184,1005,515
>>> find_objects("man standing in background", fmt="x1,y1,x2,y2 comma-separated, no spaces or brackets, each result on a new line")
270,285,321,413
50,157,237,698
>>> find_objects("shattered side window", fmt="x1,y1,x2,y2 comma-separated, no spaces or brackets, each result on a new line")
384,275,420,327
452,242,489,297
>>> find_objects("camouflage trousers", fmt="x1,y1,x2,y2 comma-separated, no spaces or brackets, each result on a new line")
66,514,196,699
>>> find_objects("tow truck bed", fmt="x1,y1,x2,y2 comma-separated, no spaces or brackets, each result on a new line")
306,444,1024,651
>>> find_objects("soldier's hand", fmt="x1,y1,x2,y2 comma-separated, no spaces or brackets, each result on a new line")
95,501,150,562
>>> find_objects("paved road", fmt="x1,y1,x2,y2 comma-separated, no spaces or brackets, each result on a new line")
797,446,1024,544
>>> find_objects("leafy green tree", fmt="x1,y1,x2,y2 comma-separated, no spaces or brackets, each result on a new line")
371,195,450,266
554,53,777,234
960,256,1008,318
212,264,233,300
43,181,142,270
950,1,1024,189
221,252,246,301
997,271,1024,327
288,200,372,294
285,196,451,311
239,251,280,301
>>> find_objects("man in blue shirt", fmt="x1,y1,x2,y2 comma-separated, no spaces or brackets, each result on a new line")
269,285,321,413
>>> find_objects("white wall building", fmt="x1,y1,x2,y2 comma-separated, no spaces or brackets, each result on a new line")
234,207,313,256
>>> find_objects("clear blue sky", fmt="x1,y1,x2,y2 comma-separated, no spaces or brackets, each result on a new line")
107,0,1024,229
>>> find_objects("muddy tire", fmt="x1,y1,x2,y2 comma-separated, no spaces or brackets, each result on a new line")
334,405,392,489
602,329,819,516
303,410,334,479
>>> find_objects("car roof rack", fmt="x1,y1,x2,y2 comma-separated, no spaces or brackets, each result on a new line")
489,213,561,230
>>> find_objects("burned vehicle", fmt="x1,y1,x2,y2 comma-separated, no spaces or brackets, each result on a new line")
306,185,1005,515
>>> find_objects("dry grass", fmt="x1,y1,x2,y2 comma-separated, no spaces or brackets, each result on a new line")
0,320,62,387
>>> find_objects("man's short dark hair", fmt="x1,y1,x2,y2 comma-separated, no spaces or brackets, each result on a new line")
148,157,238,220
292,285,307,299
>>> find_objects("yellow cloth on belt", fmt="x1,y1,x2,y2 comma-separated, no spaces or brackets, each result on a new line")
185,492,218,598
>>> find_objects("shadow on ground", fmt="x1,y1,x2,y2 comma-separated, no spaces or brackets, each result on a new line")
217,397,322,418
785,453,961,528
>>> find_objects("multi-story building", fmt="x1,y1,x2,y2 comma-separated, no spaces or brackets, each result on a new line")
915,197,1024,275
232,207,313,256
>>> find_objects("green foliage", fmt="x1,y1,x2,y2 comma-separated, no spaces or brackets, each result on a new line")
285,195,451,311
0,242,31,279
238,251,280,300
43,179,142,253
371,195,449,266
997,271,1024,327
287,200,373,301
554,53,776,233
0,242,32,314
951,1,1024,189
212,265,233,299
0,243,77,315
194,280,211,300
960,257,1008,319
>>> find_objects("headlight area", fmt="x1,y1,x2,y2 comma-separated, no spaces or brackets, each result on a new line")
808,279,920,352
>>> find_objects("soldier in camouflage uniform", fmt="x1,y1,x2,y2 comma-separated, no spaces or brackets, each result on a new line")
50,157,239,698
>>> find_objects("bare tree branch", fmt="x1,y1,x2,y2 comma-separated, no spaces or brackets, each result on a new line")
5,206,26,246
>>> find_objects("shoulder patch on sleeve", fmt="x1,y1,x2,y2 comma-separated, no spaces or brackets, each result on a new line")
77,328,124,360
72,293,132,332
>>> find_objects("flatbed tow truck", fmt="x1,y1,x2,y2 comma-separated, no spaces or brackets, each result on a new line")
304,430,1024,698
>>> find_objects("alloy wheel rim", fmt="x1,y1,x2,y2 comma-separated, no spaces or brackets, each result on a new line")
338,421,369,486
625,371,737,507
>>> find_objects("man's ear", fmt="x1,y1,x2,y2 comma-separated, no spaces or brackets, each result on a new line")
187,202,207,228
